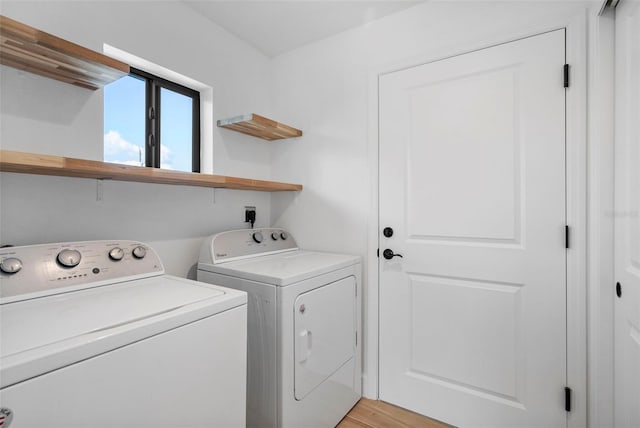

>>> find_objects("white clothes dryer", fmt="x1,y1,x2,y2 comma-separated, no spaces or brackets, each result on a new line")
0,240,247,428
197,228,362,428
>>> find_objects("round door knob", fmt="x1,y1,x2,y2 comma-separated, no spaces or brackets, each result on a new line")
383,227,394,238
0,257,23,274
280,232,288,240
132,246,147,259
252,232,264,244
271,232,279,241
383,249,403,260
109,247,124,261
57,249,82,268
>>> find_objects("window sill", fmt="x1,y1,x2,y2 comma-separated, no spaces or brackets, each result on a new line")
0,150,303,192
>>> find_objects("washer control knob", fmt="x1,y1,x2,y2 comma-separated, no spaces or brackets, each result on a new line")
280,232,288,240
132,246,147,259
57,249,82,268
0,257,23,274
109,247,125,261
271,232,279,241
252,232,264,244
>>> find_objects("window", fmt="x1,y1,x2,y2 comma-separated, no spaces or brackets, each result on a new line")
104,67,200,172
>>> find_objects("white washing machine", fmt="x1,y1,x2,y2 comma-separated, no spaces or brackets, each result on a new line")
197,228,362,428
0,240,247,428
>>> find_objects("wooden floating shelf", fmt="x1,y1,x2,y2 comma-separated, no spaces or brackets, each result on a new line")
0,15,130,90
217,114,302,141
0,150,303,192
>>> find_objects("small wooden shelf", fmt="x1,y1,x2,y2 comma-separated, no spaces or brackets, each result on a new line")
217,114,302,141
0,150,303,192
0,15,129,90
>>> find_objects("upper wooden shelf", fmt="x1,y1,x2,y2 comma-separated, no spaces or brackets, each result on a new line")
0,150,303,192
0,15,130,90
218,114,303,141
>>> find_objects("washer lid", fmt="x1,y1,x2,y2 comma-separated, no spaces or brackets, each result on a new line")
0,275,245,388
198,250,360,286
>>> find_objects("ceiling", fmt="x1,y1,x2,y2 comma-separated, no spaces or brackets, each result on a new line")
184,1,424,57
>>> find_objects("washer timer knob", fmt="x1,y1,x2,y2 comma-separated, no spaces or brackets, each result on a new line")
252,232,264,244
132,246,147,259
271,232,279,241
109,247,125,261
0,257,23,274
57,249,82,268
280,232,288,240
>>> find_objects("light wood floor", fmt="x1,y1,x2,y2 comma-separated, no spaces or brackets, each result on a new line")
337,398,453,428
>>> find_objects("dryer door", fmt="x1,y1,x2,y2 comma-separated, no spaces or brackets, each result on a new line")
294,276,356,400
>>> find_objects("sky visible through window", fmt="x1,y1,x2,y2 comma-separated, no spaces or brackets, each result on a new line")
104,75,193,172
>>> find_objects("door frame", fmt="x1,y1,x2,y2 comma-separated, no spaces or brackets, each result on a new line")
365,11,588,428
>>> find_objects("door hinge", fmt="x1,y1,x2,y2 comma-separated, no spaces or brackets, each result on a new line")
565,225,570,249
377,248,379,258
565,386,572,412
355,331,358,346
563,64,570,88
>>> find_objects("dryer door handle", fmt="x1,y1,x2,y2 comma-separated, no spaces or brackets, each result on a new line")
297,329,312,363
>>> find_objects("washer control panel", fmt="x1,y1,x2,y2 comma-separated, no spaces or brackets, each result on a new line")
200,228,298,264
0,240,164,303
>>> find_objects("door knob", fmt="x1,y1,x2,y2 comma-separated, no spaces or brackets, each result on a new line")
383,249,403,260
383,227,394,238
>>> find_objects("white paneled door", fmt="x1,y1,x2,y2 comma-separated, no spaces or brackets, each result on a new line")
615,2,640,427
379,30,567,428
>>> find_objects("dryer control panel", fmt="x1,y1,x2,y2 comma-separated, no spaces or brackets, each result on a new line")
200,228,298,264
0,240,164,303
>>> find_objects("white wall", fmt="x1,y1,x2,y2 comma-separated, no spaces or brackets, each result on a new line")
269,2,612,426
0,1,278,277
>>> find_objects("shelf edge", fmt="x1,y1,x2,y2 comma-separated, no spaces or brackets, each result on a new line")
0,150,303,192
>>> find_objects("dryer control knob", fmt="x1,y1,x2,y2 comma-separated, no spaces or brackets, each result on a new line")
0,257,22,274
280,232,288,240
132,246,147,259
252,232,264,244
57,249,82,268
271,232,279,241
109,247,125,261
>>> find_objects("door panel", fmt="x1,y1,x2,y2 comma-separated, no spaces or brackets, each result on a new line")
379,30,566,428
614,2,640,427
407,66,520,242
408,275,523,402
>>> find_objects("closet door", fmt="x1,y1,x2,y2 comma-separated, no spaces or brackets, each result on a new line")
614,2,640,427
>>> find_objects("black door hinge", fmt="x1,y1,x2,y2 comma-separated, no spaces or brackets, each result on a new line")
565,387,572,412
377,248,379,258
564,64,570,88
565,225,570,249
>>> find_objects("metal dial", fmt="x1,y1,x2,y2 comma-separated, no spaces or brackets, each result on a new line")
271,232,279,241
57,249,82,268
252,232,264,244
132,246,147,259
280,232,288,240
0,257,23,274
109,247,125,261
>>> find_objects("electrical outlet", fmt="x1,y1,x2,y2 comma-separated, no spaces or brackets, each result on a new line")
245,206,256,224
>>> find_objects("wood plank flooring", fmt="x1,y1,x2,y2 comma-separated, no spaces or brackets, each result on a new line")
337,398,453,428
